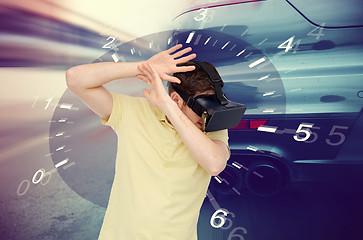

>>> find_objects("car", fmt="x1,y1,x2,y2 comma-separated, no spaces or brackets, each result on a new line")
170,0,363,197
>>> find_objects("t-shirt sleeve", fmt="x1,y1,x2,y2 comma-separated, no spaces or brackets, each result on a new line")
206,129,230,158
100,92,130,131
206,129,229,146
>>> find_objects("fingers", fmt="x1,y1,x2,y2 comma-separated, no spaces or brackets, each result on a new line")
136,74,150,85
176,65,196,73
136,65,151,84
163,75,181,84
167,44,197,63
137,63,162,88
142,88,150,98
175,53,197,64
172,46,193,58
142,63,158,81
137,64,153,81
166,44,183,54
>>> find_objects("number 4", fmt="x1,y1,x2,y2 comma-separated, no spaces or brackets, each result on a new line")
307,23,326,40
278,36,301,53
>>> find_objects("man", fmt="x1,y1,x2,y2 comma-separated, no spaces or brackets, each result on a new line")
66,44,230,239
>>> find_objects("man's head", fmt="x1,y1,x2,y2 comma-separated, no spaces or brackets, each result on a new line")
168,61,223,98
168,61,224,130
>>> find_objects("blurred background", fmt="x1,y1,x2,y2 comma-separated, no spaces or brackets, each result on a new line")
1,0,363,239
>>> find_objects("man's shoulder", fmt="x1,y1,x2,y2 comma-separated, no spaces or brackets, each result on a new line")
112,92,160,117
112,93,146,104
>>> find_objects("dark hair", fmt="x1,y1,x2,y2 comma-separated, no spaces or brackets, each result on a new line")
169,61,224,98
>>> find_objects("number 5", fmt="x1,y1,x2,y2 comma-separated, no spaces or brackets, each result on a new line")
326,125,348,146
294,123,314,142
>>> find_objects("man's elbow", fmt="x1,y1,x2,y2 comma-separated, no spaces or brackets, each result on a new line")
65,67,80,91
208,159,227,176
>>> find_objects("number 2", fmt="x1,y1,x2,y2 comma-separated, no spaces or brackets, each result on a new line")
102,36,116,49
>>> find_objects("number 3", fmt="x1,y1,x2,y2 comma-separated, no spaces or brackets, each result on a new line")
194,8,208,21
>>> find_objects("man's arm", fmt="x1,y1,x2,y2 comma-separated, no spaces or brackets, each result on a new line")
164,102,230,176
66,62,142,120
65,44,196,120
137,63,229,176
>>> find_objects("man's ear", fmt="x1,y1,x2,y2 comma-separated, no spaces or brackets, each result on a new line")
170,91,183,108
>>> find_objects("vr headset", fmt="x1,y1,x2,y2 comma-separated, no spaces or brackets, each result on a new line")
171,61,247,132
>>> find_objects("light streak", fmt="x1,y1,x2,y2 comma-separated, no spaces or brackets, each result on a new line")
257,126,278,133
263,91,275,96
59,103,73,109
289,88,302,92
63,162,76,170
111,53,119,62
258,74,270,81
206,190,221,211
194,34,202,45
214,176,223,184
244,52,252,58
56,146,65,151
247,145,258,151
253,171,264,178
55,158,69,168
186,31,195,43
232,161,249,171
236,49,246,57
249,57,266,68
241,29,248,37
232,162,241,169
221,41,230,49
204,36,211,45
220,24,227,31
232,188,241,195
258,38,268,45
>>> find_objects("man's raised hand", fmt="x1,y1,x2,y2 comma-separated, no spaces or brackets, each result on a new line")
136,63,172,112
145,44,196,83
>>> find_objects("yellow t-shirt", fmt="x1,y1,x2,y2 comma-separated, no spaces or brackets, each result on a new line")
98,93,229,240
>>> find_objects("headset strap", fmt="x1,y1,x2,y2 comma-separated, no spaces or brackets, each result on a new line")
171,84,204,117
191,61,228,105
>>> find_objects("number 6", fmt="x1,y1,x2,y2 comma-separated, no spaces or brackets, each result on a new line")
227,227,248,240
210,209,228,228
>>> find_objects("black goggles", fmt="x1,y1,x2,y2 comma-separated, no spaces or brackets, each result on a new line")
171,61,247,132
